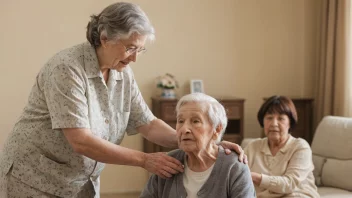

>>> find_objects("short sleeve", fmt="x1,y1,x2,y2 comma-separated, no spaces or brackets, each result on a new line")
125,77,155,135
44,64,90,129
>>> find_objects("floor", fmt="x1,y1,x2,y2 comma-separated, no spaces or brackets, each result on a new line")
101,193,140,198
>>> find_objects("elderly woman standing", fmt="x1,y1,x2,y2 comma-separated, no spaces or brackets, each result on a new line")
244,96,319,197
0,2,244,198
141,93,255,198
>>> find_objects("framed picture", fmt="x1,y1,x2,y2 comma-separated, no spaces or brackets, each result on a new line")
190,80,204,93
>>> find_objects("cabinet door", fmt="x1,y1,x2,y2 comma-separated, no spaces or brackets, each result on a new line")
223,103,242,119
161,103,177,121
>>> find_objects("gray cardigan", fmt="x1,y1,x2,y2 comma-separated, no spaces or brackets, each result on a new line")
140,146,256,198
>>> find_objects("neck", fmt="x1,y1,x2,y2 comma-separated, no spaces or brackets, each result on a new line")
186,143,218,172
96,46,110,82
268,135,290,156
96,46,109,72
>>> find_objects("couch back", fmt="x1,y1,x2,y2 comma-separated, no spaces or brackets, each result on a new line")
311,116,352,191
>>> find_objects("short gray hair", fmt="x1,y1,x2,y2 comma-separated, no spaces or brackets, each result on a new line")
86,2,155,48
176,93,228,143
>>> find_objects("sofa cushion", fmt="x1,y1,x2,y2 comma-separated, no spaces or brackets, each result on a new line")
311,116,352,159
312,155,326,186
321,158,352,191
318,187,352,198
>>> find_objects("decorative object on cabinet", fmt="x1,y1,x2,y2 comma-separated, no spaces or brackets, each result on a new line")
144,97,245,153
262,97,314,144
156,73,178,99
190,79,204,93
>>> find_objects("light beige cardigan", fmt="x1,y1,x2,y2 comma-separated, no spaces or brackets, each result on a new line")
244,135,319,198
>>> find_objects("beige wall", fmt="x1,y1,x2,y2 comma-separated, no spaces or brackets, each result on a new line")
0,0,320,194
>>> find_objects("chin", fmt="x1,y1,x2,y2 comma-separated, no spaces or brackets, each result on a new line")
180,145,195,153
267,134,279,140
113,66,126,72
111,62,128,71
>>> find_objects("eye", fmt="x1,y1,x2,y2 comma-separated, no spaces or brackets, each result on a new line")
192,119,200,124
265,116,273,120
126,47,137,54
177,119,184,124
137,47,147,53
279,116,287,121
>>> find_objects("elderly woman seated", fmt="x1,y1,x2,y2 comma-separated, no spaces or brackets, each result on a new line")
140,93,255,198
244,95,319,197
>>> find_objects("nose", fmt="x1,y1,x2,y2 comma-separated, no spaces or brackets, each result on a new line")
128,51,137,62
178,122,191,134
271,118,279,126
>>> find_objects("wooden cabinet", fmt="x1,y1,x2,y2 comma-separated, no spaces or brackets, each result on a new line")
290,98,314,144
144,97,245,153
262,97,314,144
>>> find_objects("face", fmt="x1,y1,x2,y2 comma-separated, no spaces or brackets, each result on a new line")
176,102,219,153
100,33,147,72
263,113,290,143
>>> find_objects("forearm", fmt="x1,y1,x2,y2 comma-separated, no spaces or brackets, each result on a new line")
138,119,178,149
63,128,146,167
251,172,262,186
260,148,313,193
260,174,298,193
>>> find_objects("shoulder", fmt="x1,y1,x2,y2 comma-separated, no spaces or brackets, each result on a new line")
218,147,249,174
290,136,311,150
167,149,185,162
247,138,265,147
217,148,253,190
43,43,86,75
50,43,84,64
245,138,266,153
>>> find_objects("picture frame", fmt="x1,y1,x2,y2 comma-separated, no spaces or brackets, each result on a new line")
190,80,204,93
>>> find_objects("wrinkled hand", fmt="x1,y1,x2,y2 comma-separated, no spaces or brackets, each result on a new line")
142,152,184,179
251,172,262,185
220,141,248,164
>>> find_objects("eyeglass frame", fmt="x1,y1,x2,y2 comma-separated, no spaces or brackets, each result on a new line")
118,41,147,55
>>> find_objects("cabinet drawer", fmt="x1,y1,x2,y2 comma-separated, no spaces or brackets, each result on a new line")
224,104,241,119
161,103,177,121
223,134,242,144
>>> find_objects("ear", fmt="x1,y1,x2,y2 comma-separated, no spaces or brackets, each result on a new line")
100,35,108,48
213,124,223,140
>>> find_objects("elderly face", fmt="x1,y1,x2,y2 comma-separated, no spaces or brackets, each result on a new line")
100,33,147,72
176,102,218,153
263,113,290,143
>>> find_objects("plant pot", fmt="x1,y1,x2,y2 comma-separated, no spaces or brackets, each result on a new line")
161,89,176,99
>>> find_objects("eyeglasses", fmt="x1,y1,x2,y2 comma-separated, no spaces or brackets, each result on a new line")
119,41,147,55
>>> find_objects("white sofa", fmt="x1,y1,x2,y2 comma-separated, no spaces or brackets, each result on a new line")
311,116,352,197
241,116,352,198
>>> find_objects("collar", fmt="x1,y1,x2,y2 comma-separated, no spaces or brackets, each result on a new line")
109,69,124,81
260,135,293,155
83,42,102,78
175,146,225,196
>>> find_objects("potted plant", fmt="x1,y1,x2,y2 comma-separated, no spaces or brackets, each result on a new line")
156,73,179,98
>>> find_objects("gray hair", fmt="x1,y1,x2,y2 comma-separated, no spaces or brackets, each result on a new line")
176,93,228,143
86,2,155,48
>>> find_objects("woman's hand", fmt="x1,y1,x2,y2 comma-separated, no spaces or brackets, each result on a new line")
142,152,184,179
220,141,248,164
251,172,262,185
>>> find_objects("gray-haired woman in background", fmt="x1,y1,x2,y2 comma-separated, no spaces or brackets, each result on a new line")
141,93,255,198
0,2,245,198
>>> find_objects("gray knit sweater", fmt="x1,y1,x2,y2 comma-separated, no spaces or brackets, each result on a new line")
140,146,256,198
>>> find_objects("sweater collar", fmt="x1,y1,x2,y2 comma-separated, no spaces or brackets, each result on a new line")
261,135,293,155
